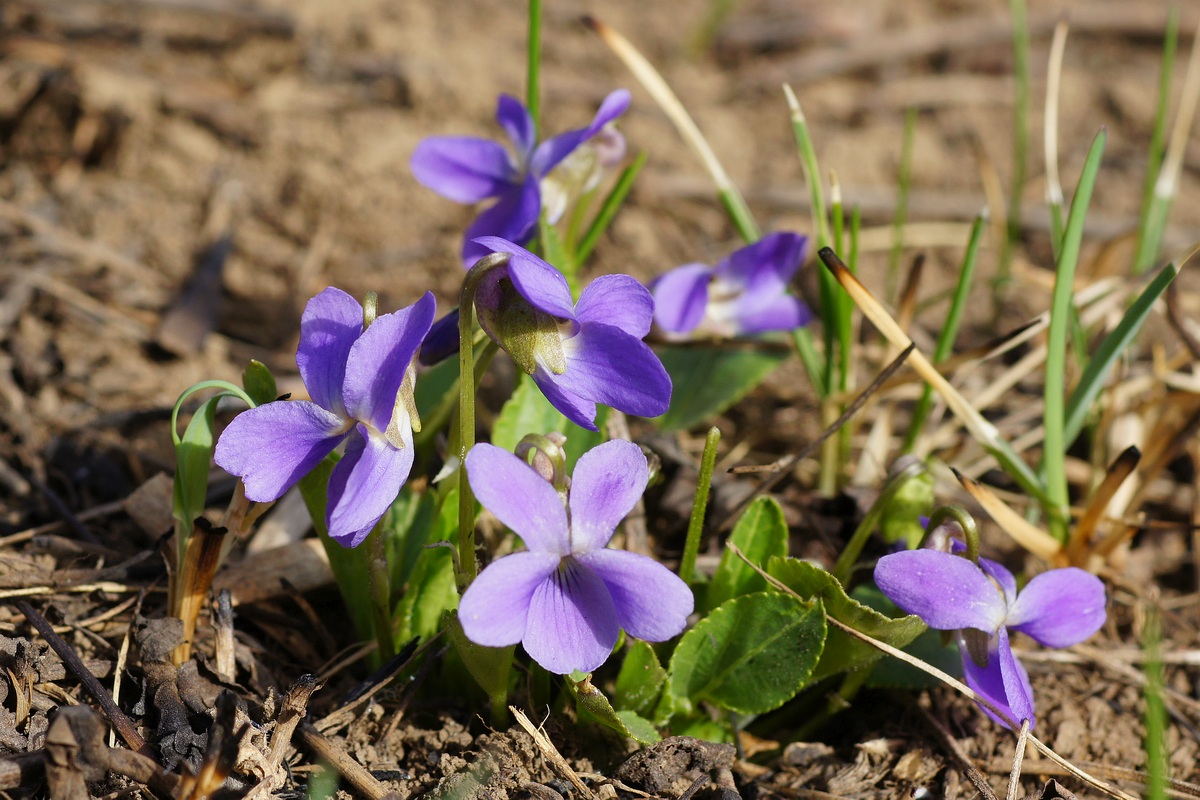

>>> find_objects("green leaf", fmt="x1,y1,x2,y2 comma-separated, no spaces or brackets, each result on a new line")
241,360,278,406
767,556,925,681
655,346,788,432
708,496,788,612
491,374,607,466
567,676,661,745
393,488,460,644
172,396,220,533
446,613,513,707
614,640,667,717
667,592,825,715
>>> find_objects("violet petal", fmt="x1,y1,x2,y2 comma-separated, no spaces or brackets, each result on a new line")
475,236,577,320
578,548,692,642
297,287,362,416
325,426,414,548
458,550,560,647
567,440,648,553
462,179,542,266
730,292,811,335
715,232,806,295
496,94,536,161
960,628,1035,728
1007,567,1107,648
552,322,672,419
978,556,1019,606
874,549,1008,632
576,274,656,338
522,558,620,674
342,292,435,433
651,263,712,334
531,371,599,431
530,89,631,176
464,444,570,555
409,136,518,204
215,400,347,503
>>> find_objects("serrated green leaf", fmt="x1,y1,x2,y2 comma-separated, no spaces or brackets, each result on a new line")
615,640,667,717
568,676,661,745
241,360,278,406
491,373,607,466
667,592,825,715
708,496,788,612
767,556,925,681
655,346,789,432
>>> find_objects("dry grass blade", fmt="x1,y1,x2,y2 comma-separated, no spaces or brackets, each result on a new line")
1067,446,1140,566
952,470,1062,562
511,707,597,800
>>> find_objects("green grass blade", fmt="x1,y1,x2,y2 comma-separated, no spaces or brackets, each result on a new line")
1043,128,1106,542
783,85,830,249
1143,603,1167,800
1063,262,1178,444
792,327,827,398
886,107,917,301
1134,9,1179,274
575,150,646,264
680,427,721,585
526,0,542,132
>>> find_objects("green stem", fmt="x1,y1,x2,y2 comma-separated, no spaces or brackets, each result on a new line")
680,426,721,585
926,505,980,563
366,523,396,661
791,327,826,398
526,0,542,133
1134,9,1179,274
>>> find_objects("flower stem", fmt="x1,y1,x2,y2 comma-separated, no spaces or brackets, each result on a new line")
680,426,720,585
366,522,396,661
926,505,980,564
526,0,542,134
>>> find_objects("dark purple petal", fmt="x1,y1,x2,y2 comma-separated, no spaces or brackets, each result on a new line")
567,440,648,553
473,236,577,320
729,292,811,335
530,89,632,177
496,94,536,162
578,549,692,641
410,136,518,204
978,556,1018,606
960,628,1035,728
714,232,807,295
325,426,414,548
576,274,655,338
651,263,712,334
550,322,672,419
522,558,620,674
874,550,1008,632
464,443,570,555
1007,568,1106,647
459,550,560,647
418,308,461,366
342,292,435,434
215,401,347,503
297,288,362,416
461,179,542,266
531,372,599,431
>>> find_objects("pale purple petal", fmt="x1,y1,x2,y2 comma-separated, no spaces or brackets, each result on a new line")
326,426,414,548
342,292,435,433
578,549,692,642
960,628,1035,728
567,440,648,553
297,288,363,415
462,179,542,266
464,444,569,555
729,292,811,335
459,550,560,647
978,556,1018,606
576,274,655,338
714,232,806,295
551,322,672,419
1007,568,1106,648
410,136,518,203
496,94,536,161
474,236,577,320
874,550,1008,633
651,263,712,334
522,558,620,674
531,371,599,431
530,89,632,176
215,401,347,503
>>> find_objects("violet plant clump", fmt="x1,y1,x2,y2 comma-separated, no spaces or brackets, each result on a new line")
214,288,435,547
874,542,1106,728
411,90,630,266
650,232,811,338
458,439,693,674
470,236,671,431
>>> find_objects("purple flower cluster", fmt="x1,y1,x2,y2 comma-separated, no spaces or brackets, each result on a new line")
875,546,1106,727
411,91,630,266
458,440,693,674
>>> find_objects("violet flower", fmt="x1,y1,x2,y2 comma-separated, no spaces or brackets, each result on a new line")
651,232,811,338
875,548,1106,727
472,236,671,431
458,440,693,674
215,288,435,548
411,90,630,266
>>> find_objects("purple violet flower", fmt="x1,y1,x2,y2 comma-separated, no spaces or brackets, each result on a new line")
215,288,435,548
874,548,1106,728
411,90,630,266
458,440,693,674
651,232,811,338
472,236,671,432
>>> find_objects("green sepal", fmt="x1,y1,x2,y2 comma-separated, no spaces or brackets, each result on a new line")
567,675,661,745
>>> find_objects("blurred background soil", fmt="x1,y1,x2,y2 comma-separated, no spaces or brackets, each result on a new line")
1,0,1199,797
